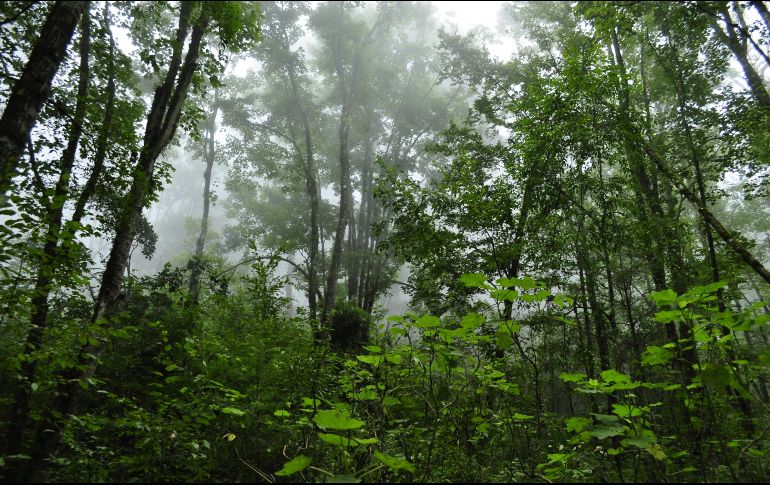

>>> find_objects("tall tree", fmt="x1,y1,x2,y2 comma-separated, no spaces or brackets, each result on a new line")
0,1,89,203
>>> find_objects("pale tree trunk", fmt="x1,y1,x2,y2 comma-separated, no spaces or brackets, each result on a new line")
0,1,89,205
189,92,220,304
281,26,320,327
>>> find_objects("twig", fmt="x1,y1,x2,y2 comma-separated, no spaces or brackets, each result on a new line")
233,442,274,483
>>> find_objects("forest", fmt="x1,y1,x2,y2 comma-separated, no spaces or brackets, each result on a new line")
0,0,769,482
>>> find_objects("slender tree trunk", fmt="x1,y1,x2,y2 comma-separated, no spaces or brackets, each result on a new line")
4,10,91,463
71,2,116,226
189,93,220,304
0,1,89,202
353,136,373,305
22,5,209,479
642,143,770,287
322,35,353,326
711,7,770,114
283,43,320,327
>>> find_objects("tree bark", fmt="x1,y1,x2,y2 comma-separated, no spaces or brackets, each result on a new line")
22,4,209,479
4,9,91,462
282,30,320,327
322,32,353,326
71,2,116,226
643,143,770,287
711,7,770,114
189,93,220,304
0,1,89,204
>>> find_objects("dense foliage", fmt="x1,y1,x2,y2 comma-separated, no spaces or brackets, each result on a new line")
1,1,769,483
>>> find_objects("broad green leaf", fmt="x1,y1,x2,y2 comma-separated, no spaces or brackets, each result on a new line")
415,315,441,328
600,369,630,385
354,437,379,445
274,409,290,417
590,425,626,439
356,355,385,366
374,451,415,473
385,353,403,365
460,273,489,288
318,433,358,447
221,406,246,416
612,404,643,418
275,455,311,476
460,312,485,328
622,429,657,449
650,289,677,306
490,289,518,301
565,416,590,433
654,310,682,323
642,345,674,366
313,409,364,430
560,372,587,383
645,444,666,461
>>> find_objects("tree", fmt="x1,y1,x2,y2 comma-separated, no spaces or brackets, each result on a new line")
0,1,89,203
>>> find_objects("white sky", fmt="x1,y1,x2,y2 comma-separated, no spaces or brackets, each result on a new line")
432,1,515,60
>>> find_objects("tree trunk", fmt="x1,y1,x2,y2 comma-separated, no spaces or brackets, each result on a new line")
283,40,320,327
189,93,220,304
0,1,89,203
711,8,770,114
22,4,209,479
71,2,116,226
643,143,770,287
322,34,353,326
4,9,91,462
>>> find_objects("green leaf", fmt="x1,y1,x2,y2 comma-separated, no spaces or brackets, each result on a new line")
622,429,657,449
415,315,441,328
490,289,518,301
654,310,682,323
318,433,358,447
650,289,677,306
590,425,626,439
642,345,674,366
612,404,643,418
274,409,290,417
353,437,379,445
460,312,485,329
356,355,385,366
221,406,246,416
565,417,590,433
645,444,666,461
313,409,364,430
495,331,513,350
559,372,587,383
511,413,534,421
600,369,631,385
275,455,311,476
374,451,416,473
460,273,489,288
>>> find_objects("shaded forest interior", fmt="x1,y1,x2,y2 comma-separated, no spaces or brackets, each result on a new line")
2,1,770,482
